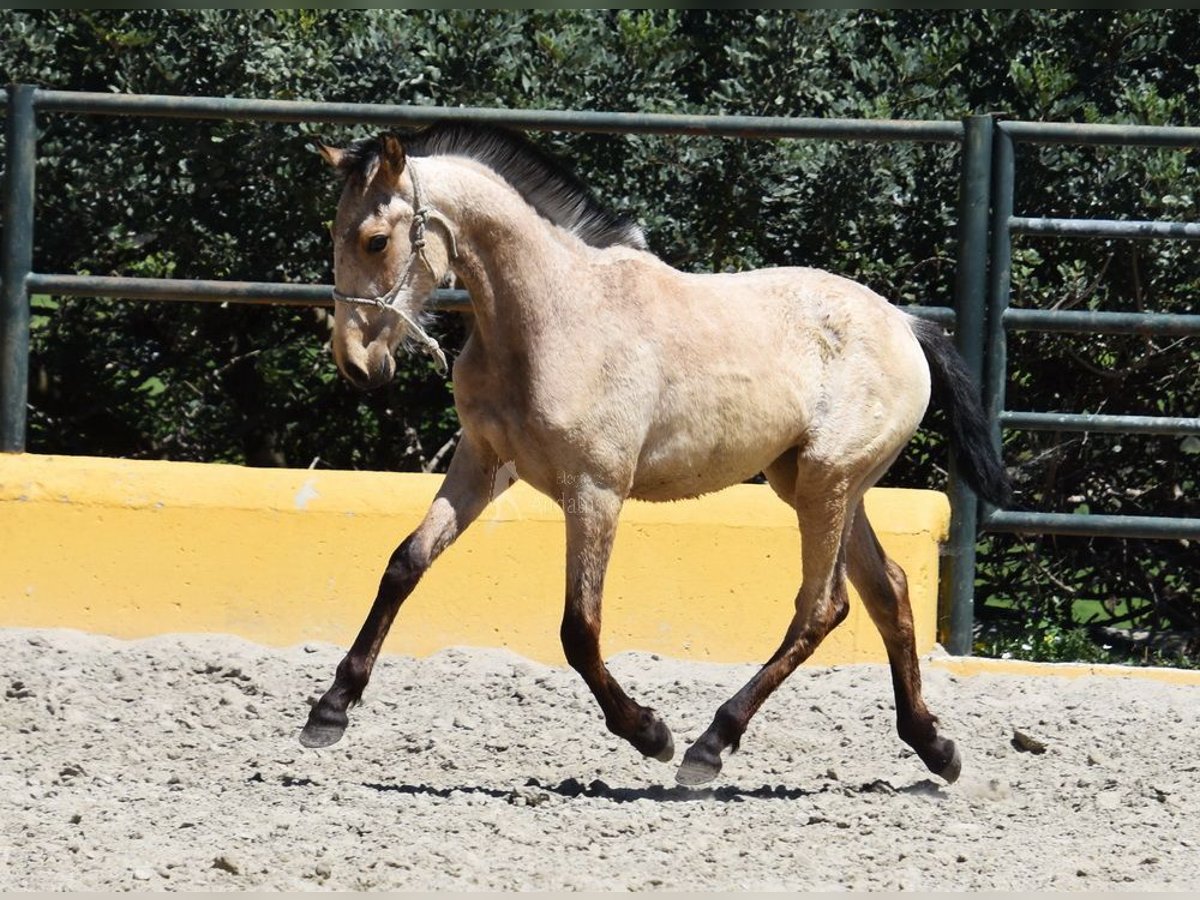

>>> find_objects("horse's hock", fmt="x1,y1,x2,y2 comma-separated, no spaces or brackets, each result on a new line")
0,453,949,665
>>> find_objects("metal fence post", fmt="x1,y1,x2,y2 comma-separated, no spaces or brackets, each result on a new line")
942,114,994,655
1,84,36,453
984,125,1015,462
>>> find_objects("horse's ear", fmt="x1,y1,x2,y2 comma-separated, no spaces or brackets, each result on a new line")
378,133,407,185
310,138,345,169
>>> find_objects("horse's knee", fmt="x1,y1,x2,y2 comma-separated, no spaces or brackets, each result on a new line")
884,559,909,601
382,536,429,594
829,580,851,629
559,612,600,673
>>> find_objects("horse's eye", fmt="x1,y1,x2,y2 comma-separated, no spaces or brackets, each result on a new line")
366,234,389,253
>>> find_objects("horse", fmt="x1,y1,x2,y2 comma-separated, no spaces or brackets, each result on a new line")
298,122,1011,787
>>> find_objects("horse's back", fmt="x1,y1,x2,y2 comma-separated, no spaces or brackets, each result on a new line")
670,263,929,409
624,262,930,500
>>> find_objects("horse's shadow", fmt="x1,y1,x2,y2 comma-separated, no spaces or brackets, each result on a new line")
359,776,947,804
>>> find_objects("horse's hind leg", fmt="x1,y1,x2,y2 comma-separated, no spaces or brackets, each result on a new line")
299,437,504,748
560,482,674,763
846,505,960,782
677,482,853,785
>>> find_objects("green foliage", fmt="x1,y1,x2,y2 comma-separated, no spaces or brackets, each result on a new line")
1,10,1197,663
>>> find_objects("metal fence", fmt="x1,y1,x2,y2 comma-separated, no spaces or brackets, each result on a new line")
943,116,1200,652
2,85,1198,655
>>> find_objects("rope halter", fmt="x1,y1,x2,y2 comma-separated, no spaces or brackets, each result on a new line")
331,160,458,375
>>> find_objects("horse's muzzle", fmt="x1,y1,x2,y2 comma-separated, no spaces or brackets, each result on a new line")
338,352,396,392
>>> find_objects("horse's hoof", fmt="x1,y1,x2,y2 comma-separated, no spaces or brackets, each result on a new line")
912,732,960,783
655,737,675,763
299,704,349,749
675,743,722,786
649,728,675,763
937,741,962,784
632,712,675,763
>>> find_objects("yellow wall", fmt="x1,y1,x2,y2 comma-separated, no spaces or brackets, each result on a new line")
0,453,949,666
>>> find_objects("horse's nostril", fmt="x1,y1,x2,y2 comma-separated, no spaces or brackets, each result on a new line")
340,354,395,391
340,357,373,389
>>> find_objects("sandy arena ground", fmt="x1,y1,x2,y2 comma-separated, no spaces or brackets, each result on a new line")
1,626,1197,892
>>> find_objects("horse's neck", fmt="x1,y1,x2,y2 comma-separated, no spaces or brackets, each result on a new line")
422,158,584,347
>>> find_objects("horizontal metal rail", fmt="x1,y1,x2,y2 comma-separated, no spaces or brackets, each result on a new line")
1000,410,1200,436
1010,216,1200,240
26,274,472,311
18,95,1200,146
986,509,1200,540
11,94,1190,146
29,274,333,308
13,89,965,142
26,274,955,326
1003,307,1200,335
1001,120,1200,148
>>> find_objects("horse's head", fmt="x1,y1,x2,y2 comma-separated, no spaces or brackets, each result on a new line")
316,133,454,390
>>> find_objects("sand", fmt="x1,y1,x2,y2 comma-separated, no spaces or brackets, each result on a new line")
2,626,1197,892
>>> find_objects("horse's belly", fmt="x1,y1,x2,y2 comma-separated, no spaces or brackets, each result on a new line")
629,406,798,502
629,462,763,502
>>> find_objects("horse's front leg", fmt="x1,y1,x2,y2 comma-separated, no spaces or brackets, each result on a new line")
299,436,504,748
560,481,674,763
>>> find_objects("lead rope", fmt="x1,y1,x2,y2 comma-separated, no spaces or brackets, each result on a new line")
331,160,457,375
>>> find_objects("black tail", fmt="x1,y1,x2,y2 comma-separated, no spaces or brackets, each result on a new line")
909,317,1012,507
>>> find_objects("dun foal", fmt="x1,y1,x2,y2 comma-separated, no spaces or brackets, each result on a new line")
299,124,1010,786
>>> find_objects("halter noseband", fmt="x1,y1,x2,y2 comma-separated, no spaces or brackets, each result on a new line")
331,160,458,374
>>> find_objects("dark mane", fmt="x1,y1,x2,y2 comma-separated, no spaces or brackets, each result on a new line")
334,122,647,251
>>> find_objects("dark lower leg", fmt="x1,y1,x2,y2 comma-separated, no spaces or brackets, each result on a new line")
300,537,424,747
299,438,501,749
848,512,959,782
887,647,959,781
561,613,674,761
677,581,848,785
678,496,851,786
561,486,673,763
